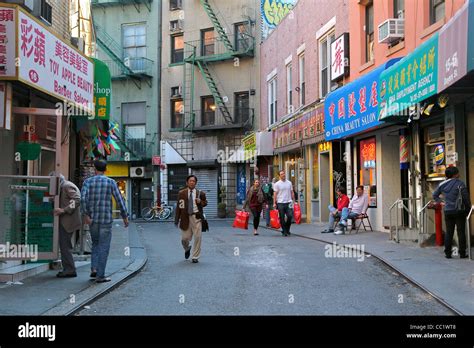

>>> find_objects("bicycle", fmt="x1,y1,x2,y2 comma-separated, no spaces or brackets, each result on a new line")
141,202,172,221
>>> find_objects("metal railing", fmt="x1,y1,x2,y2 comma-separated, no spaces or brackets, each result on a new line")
193,107,254,130
102,58,154,78
419,200,434,236
467,205,474,260
389,197,421,242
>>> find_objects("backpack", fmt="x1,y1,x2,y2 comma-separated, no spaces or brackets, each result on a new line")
262,183,270,194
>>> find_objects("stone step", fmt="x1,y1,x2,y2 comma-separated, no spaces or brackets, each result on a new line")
0,262,50,283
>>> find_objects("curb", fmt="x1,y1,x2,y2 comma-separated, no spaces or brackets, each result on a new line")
260,224,462,316
41,223,147,316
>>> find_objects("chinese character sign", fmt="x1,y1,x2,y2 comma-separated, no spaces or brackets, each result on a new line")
379,34,439,120
331,33,349,81
92,58,111,120
324,59,400,141
17,10,94,113
0,7,16,78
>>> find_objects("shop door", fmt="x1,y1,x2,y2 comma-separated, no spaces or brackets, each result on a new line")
167,165,189,206
236,164,246,205
192,168,218,218
319,152,330,222
139,180,153,215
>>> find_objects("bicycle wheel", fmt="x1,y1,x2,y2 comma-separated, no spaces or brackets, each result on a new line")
142,207,155,221
158,207,172,220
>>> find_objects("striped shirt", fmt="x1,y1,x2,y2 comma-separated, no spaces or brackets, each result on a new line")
81,175,128,224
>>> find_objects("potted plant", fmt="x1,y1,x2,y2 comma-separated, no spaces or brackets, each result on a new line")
218,186,227,218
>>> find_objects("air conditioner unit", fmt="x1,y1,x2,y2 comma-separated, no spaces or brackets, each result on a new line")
378,18,405,44
171,85,182,98
170,20,184,32
130,167,145,178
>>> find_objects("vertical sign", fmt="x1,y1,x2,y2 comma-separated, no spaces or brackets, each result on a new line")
445,108,456,165
0,82,12,129
331,33,349,81
92,58,111,120
0,6,16,78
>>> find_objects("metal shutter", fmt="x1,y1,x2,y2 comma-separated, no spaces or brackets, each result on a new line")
192,168,218,218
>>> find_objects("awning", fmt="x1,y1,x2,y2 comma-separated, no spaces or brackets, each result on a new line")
379,0,474,120
324,58,401,141
162,141,186,165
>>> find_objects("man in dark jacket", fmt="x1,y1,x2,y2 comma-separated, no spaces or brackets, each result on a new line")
433,166,471,259
174,175,207,263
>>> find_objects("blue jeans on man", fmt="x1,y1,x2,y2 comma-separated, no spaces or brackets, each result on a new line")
336,208,362,234
90,223,113,279
324,206,340,232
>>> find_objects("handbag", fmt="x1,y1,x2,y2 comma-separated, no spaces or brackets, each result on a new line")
270,209,281,229
196,190,209,232
233,210,250,229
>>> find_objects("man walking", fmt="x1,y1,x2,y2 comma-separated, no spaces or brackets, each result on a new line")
335,185,368,235
273,170,296,236
53,173,82,278
81,160,129,283
175,175,207,263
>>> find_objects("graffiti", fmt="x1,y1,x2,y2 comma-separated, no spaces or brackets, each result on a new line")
261,0,297,39
333,170,345,192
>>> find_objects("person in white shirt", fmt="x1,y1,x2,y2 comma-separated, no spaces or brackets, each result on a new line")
335,185,369,235
273,170,296,236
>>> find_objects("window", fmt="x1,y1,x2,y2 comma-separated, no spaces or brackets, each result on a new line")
201,29,215,56
201,96,216,126
365,2,374,62
235,22,250,51
235,92,250,124
123,23,146,70
125,124,147,158
430,0,445,24
170,20,183,32
286,63,293,113
170,0,182,10
268,77,277,126
299,54,305,107
320,32,335,98
171,34,184,63
40,0,52,24
171,99,184,129
358,137,377,208
394,0,405,18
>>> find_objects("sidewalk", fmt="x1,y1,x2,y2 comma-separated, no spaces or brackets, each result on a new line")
263,222,474,315
0,222,147,316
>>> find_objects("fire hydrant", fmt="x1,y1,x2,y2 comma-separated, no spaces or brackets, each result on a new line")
428,202,444,246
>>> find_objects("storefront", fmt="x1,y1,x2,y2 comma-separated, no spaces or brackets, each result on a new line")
273,103,325,222
325,58,402,232
379,1,474,244
0,4,94,264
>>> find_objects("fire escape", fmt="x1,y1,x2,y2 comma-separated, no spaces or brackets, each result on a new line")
180,0,255,132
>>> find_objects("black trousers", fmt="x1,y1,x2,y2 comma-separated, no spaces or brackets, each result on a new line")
444,212,467,256
251,208,261,230
277,203,293,235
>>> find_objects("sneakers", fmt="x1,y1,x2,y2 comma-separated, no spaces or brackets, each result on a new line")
185,247,191,260
56,271,77,278
334,229,345,235
96,277,111,283
321,229,334,233
192,259,199,263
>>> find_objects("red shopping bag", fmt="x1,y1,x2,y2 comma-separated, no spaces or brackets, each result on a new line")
233,210,250,230
294,203,302,224
270,209,281,229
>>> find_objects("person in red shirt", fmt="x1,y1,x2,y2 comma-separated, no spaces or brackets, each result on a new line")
322,187,350,233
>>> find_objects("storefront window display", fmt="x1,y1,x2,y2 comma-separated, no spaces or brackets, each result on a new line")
358,137,377,207
112,179,127,219
424,123,446,178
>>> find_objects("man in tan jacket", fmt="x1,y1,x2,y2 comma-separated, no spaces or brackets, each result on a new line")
174,175,207,263
53,174,82,277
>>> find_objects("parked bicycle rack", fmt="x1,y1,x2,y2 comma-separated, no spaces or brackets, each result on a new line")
467,205,474,260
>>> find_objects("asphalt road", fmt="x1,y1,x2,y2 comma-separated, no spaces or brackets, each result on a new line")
77,221,453,315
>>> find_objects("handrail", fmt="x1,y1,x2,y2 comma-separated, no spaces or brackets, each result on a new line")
419,200,434,236
389,197,421,242
467,205,474,260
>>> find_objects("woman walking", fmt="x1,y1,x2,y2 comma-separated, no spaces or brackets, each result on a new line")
243,179,266,235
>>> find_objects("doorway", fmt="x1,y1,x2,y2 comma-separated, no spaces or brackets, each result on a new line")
319,152,330,222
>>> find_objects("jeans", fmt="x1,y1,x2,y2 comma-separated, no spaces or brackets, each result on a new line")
444,212,467,256
90,223,113,278
277,203,293,235
251,208,262,230
327,206,340,230
339,208,360,227
265,205,271,226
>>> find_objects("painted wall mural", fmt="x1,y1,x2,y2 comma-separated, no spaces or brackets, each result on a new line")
261,0,298,40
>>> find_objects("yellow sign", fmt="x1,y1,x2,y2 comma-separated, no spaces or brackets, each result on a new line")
319,142,331,153
243,133,257,161
105,163,129,177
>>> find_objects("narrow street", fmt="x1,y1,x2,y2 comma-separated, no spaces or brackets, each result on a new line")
78,221,453,316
